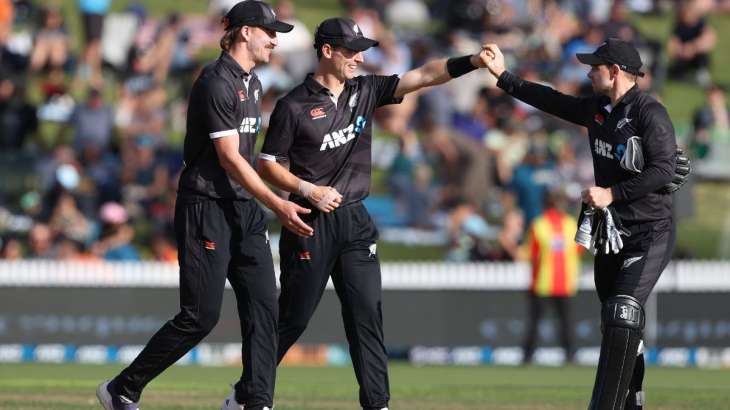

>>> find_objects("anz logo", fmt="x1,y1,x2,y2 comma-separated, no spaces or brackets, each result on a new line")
239,117,260,134
320,116,367,151
594,138,627,162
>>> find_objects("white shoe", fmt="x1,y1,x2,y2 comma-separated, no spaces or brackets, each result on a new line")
96,380,139,410
220,389,273,410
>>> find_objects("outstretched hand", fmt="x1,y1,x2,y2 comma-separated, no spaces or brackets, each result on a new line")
481,43,506,78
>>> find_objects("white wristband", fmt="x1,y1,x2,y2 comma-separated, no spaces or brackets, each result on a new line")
298,180,315,198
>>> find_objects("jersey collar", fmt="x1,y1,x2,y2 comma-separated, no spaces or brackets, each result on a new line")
220,51,252,80
303,73,356,96
616,84,640,106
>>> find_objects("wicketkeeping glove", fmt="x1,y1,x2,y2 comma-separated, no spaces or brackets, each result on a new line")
660,147,691,194
602,207,623,254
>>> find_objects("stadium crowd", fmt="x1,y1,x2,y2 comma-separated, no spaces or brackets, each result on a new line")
0,0,726,262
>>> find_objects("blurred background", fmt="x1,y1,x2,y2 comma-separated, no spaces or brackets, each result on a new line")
1,0,729,388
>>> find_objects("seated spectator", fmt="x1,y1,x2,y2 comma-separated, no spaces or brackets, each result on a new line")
509,140,557,229
29,6,71,72
0,235,23,259
0,75,37,150
48,189,94,244
150,231,176,263
70,87,114,152
668,0,716,85
692,84,730,159
92,201,139,261
28,223,55,259
121,135,170,217
57,236,97,261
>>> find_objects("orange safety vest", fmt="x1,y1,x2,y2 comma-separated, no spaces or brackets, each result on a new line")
527,208,580,297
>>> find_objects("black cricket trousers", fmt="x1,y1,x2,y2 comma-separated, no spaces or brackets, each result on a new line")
594,218,676,305
112,196,278,410
277,201,389,410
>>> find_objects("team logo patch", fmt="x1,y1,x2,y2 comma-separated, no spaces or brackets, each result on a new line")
622,255,643,269
310,107,327,120
298,251,311,260
254,89,260,102
594,113,604,125
348,92,358,110
238,89,246,101
368,243,377,257
616,117,632,130
204,240,216,250
619,306,630,320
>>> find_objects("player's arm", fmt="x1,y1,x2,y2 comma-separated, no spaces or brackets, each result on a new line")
203,79,312,237
610,102,676,202
257,158,342,212
483,44,591,127
257,100,342,212
393,50,489,98
213,136,313,237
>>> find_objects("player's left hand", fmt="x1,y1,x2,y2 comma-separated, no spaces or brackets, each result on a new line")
582,186,613,209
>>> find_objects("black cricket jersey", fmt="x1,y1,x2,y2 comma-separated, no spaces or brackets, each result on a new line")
178,52,263,200
497,71,677,225
260,74,402,207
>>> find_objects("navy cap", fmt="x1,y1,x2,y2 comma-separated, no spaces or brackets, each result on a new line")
223,1,293,33
314,17,378,52
576,38,644,77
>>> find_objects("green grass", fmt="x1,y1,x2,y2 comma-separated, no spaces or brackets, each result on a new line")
0,363,728,409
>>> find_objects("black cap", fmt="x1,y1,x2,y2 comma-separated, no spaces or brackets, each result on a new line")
223,1,293,33
314,17,378,52
576,38,644,77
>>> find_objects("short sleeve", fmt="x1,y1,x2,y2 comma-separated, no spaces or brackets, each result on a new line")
204,78,239,139
260,99,297,162
368,74,403,107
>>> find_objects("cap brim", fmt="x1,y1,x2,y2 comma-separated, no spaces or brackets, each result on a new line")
259,20,294,33
342,37,379,52
576,53,607,65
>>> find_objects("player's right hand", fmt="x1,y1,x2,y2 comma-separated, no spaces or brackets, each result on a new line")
482,43,506,78
276,200,314,237
307,186,343,213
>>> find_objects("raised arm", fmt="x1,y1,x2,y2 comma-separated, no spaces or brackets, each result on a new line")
393,50,489,98
483,44,591,127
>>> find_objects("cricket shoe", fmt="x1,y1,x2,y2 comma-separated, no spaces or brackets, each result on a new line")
96,380,139,410
220,388,272,410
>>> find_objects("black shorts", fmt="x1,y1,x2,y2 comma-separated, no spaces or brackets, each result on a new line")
82,13,104,42
594,218,676,305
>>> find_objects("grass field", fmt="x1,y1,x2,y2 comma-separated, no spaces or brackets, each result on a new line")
0,363,729,409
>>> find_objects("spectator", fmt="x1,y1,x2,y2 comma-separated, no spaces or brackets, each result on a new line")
28,223,55,259
0,75,37,150
521,189,580,364
77,0,111,86
70,87,114,152
692,84,730,160
509,140,557,228
668,0,716,85
92,201,139,261
57,236,97,261
150,231,176,263
120,135,170,217
28,6,71,72
0,235,22,259
47,189,94,244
